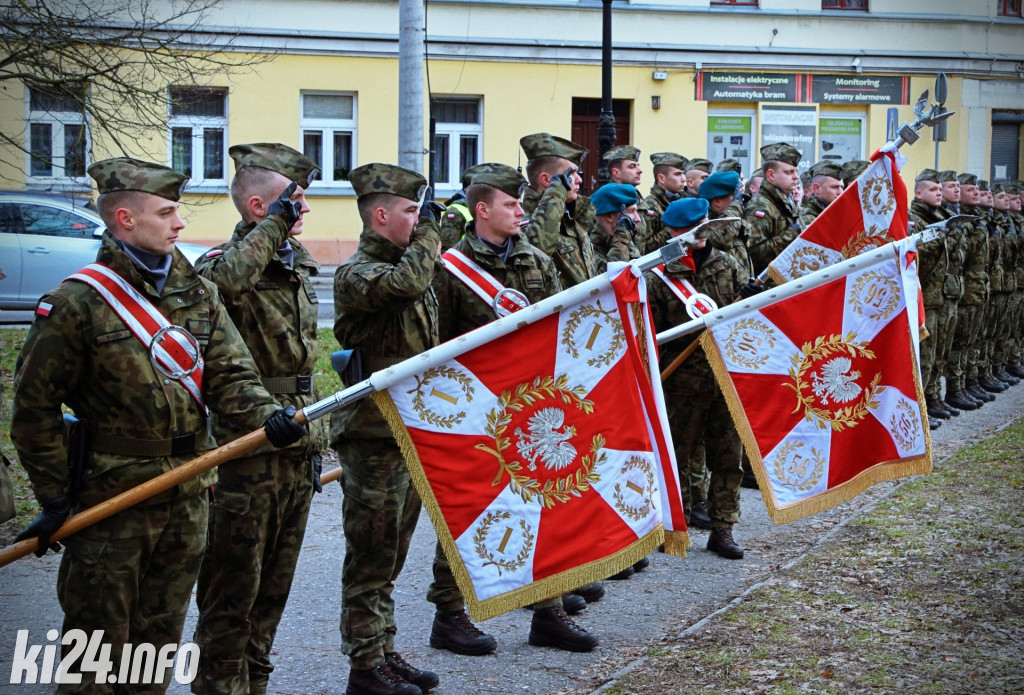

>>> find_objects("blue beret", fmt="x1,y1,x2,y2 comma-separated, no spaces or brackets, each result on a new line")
662,198,709,229
697,171,741,201
590,183,638,215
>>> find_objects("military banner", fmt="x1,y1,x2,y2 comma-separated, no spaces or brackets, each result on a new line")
766,142,908,285
701,244,931,524
374,266,685,620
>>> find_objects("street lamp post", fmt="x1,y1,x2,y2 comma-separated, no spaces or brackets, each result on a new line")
597,0,616,187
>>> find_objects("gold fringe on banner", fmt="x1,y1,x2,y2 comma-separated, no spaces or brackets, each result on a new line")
663,530,690,557
371,390,667,622
766,264,787,287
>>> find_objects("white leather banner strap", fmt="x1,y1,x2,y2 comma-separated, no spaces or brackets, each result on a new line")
441,248,528,317
68,263,208,414
650,264,718,320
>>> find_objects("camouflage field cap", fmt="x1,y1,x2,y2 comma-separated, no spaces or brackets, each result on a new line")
957,173,979,186
349,163,427,202
520,132,588,166
750,167,764,179
936,170,959,183
650,152,687,170
991,181,1006,194
662,197,709,229
840,159,869,186
88,157,189,201
916,169,940,184
1007,182,1021,195
716,158,742,174
760,142,801,167
460,163,490,189
685,158,713,174
810,160,843,181
697,171,741,201
978,179,990,191
602,145,640,163
466,162,528,200
229,142,320,188
589,183,638,215
800,169,813,187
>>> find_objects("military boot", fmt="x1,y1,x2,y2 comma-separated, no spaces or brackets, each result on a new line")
528,606,599,652
707,526,744,559
980,374,1008,393
385,653,438,692
968,378,995,402
346,664,421,695
560,593,587,615
741,469,760,489
606,564,634,580
429,609,497,656
926,397,952,419
572,582,606,603
929,416,942,431
1008,363,1024,379
946,390,979,411
997,367,1020,385
632,555,650,572
687,499,712,530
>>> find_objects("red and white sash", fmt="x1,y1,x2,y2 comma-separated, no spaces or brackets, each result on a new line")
68,263,207,413
650,264,717,317
441,248,528,315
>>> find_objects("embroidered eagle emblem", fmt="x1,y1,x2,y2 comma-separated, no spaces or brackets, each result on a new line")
810,357,861,405
514,407,578,471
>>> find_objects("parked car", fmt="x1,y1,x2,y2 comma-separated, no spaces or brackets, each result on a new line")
0,191,208,310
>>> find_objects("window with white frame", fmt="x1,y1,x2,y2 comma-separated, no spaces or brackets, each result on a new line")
431,98,482,190
27,84,89,183
301,93,356,185
168,86,227,185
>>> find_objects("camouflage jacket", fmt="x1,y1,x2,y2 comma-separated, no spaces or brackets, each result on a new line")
910,199,952,308
522,185,597,288
798,196,828,230
994,212,1020,293
439,199,472,251
642,184,677,254
938,203,966,301
979,209,1007,294
645,246,748,369
589,219,640,274
1010,213,1024,290
330,221,442,443
194,217,327,454
957,204,990,305
434,228,561,341
744,180,801,276
12,233,279,508
708,207,754,276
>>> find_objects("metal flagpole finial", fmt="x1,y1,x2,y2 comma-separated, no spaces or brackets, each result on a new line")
893,88,956,150
915,214,981,244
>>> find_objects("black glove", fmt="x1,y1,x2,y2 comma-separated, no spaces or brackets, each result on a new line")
616,204,637,236
419,187,445,223
739,280,766,298
312,454,323,494
268,182,302,231
264,406,306,448
16,494,73,557
549,166,575,192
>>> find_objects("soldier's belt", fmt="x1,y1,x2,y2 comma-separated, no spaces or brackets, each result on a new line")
261,375,313,395
91,431,200,457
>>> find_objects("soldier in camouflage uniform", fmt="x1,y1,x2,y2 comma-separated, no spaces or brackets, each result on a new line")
683,158,713,199
840,159,869,189
332,163,443,695
933,170,968,415
438,164,487,250
587,183,642,272
798,161,844,229
519,133,597,288
974,180,1009,397
991,182,1022,390
740,167,763,209
744,143,802,276
191,143,328,695
1005,182,1024,379
602,145,654,253
643,152,688,254
698,170,754,276
12,158,304,694
645,198,748,560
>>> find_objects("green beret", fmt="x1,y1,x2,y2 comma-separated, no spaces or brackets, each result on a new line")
810,161,843,180
760,142,802,167
589,183,638,215
662,198,709,229
465,162,527,200
603,145,640,163
957,173,979,186
840,159,869,186
349,163,427,201
698,171,741,201
936,170,958,183
978,179,990,191
229,142,320,188
916,169,940,184
685,158,713,174
520,132,588,166
88,157,189,201
716,158,742,174
650,152,687,170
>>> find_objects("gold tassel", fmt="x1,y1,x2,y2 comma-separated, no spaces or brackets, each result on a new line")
767,265,786,287
663,530,690,557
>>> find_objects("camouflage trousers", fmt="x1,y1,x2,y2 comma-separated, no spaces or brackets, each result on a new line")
336,438,421,670
950,303,983,391
926,300,957,400
193,451,315,695
919,303,941,393
1005,290,1024,364
986,293,1013,373
56,493,208,694
665,358,743,528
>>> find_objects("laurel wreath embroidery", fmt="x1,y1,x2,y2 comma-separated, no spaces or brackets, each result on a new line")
859,174,895,217
473,511,534,576
770,440,826,492
849,270,901,322
475,375,603,508
840,226,892,259
612,456,656,522
407,366,476,429
723,318,778,370
787,246,832,278
560,299,625,368
889,399,922,450
784,333,882,431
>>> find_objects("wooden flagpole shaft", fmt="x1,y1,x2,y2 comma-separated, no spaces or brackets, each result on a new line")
320,466,343,486
659,336,702,381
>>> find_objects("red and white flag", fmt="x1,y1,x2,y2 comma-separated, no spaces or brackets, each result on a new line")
373,267,686,620
701,244,931,524
767,143,909,285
